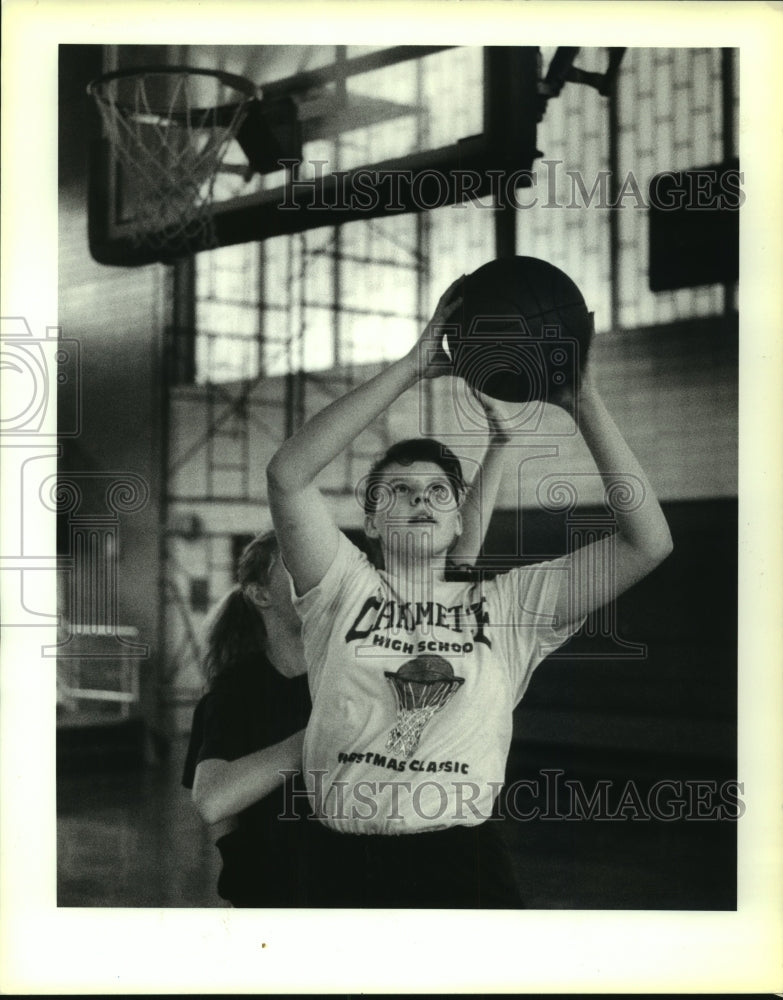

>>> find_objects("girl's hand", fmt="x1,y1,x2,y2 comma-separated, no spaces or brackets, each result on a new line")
411,275,465,380
548,353,597,421
471,388,511,444
547,313,596,418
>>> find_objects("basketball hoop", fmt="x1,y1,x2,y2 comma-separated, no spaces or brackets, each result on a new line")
385,665,464,758
87,66,259,255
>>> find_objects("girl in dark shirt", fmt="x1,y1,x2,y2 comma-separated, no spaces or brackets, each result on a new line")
182,531,313,906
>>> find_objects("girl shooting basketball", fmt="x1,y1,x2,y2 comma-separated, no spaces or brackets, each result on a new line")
182,397,510,907
267,265,673,907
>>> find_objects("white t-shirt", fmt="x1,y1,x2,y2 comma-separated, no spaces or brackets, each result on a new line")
295,532,580,834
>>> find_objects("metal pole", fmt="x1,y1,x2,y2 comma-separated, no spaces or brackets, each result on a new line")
607,70,621,331
721,48,737,315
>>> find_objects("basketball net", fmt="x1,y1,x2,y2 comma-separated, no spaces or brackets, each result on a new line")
89,68,256,255
385,676,463,758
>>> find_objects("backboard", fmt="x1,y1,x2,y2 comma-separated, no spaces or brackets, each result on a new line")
86,45,543,266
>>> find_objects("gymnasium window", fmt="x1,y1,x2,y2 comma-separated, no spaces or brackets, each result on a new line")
520,47,737,332
183,46,486,386
181,46,737,387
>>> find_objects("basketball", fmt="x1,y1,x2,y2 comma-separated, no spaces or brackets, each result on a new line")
396,654,454,684
442,256,593,404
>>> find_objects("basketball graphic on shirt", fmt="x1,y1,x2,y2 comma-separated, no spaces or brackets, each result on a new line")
384,655,464,758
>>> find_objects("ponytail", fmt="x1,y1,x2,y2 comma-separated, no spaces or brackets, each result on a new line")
201,530,281,688
202,586,268,687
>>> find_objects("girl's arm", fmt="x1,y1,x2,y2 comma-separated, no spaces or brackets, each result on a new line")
191,729,305,826
552,363,673,626
449,393,510,568
266,279,462,596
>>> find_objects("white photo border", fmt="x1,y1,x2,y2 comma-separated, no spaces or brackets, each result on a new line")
1,0,781,993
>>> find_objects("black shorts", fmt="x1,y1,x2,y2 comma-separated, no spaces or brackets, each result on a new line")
307,820,523,909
